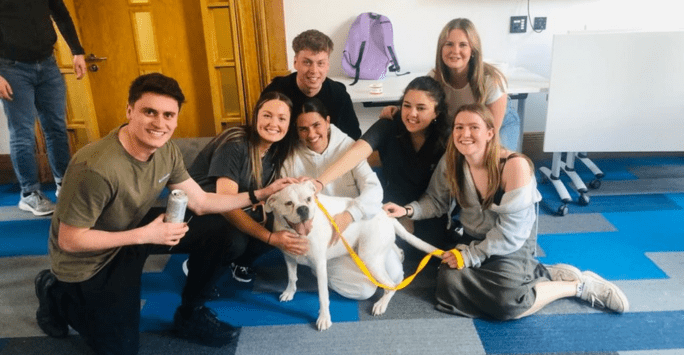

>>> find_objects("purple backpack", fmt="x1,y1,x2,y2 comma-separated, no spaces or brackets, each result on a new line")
342,12,406,85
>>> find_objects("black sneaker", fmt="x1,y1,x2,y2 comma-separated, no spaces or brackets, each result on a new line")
173,305,239,347
35,269,68,338
230,263,256,283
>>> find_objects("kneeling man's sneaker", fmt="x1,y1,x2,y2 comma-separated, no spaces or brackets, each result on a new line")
173,305,239,347
35,269,68,338
579,271,629,313
545,263,582,282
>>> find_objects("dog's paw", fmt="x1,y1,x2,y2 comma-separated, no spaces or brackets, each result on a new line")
372,299,389,316
279,290,295,302
316,314,332,331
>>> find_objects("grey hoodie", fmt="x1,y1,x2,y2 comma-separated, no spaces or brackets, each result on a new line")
409,155,541,268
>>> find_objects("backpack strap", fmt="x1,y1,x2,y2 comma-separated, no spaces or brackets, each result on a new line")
377,15,410,77
349,41,365,86
348,13,374,86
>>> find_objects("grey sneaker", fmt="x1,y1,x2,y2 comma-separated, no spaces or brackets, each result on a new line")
19,191,55,216
545,263,582,282
579,271,630,313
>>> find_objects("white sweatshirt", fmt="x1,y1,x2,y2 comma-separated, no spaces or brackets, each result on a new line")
281,124,383,221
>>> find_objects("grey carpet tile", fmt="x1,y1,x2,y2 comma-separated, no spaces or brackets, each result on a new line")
357,286,451,321
538,213,617,234
590,178,684,196
647,252,684,280
0,332,238,355
628,165,684,179
235,317,485,355
0,256,50,338
143,254,172,274
0,206,51,222
620,350,684,355
617,252,684,313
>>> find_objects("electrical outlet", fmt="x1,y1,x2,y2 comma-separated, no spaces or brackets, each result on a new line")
534,17,547,31
510,16,527,33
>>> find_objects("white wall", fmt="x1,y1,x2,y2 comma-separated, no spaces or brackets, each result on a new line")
1,1,678,154
282,0,681,133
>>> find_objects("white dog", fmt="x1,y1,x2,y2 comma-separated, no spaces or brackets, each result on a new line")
264,180,439,331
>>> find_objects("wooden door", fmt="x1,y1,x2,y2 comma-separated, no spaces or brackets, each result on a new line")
68,0,216,139
25,0,289,183
59,0,289,143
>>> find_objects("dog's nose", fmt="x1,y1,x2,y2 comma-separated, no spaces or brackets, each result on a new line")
296,206,309,220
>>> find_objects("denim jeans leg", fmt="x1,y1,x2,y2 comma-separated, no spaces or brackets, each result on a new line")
0,58,41,195
500,98,521,152
35,56,70,183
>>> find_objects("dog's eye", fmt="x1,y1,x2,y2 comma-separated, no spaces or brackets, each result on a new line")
306,197,312,203
285,201,294,207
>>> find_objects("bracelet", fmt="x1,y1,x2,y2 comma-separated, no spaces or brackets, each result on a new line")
404,205,414,218
267,232,273,245
248,188,259,204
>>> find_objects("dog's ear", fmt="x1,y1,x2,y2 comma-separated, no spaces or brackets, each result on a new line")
303,179,316,194
264,194,276,213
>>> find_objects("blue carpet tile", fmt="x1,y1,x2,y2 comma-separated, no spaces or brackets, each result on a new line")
538,208,684,280
0,218,51,257
0,183,57,207
139,254,360,332
475,311,684,354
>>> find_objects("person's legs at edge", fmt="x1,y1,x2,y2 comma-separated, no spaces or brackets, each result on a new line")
1,59,54,215
499,99,521,152
34,56,70,191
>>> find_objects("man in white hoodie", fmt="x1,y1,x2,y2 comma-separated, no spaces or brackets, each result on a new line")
281,97,402,299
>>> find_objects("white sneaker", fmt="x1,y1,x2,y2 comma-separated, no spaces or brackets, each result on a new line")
55,183,62,199
579,271,630,313
545,263,582,282
18,191,55,216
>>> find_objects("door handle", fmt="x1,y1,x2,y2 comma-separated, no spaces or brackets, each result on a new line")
84,53,108,63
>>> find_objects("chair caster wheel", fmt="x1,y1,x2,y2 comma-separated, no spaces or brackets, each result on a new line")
588,179,601,189
579,193,590,206
557,204,569,216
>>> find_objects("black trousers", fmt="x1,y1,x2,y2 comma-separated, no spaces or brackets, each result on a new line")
50,208,235,355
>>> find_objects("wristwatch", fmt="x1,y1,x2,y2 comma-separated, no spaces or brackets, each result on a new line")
404,205,414,218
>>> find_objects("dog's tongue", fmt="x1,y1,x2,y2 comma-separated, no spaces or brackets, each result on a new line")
292,219,313,236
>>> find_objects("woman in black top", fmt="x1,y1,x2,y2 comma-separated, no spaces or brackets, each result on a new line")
316,76,451,248
188,91,305,284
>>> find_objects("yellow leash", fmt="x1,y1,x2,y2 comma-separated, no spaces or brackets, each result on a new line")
315,198,463,291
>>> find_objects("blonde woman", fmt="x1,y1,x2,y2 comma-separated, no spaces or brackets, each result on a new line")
384,104,629,320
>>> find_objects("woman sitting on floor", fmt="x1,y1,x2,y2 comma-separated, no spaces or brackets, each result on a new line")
383,103,629,320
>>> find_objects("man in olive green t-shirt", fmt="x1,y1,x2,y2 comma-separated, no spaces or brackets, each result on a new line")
33,73,305,355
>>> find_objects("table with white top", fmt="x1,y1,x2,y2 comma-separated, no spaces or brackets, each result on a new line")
331,67,549,151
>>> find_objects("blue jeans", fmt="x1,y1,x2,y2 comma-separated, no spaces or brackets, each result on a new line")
0,55,70,195
500,98,521,152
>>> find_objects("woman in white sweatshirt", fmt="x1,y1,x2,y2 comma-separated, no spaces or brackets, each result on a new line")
281,97,402,300
384,104,629,320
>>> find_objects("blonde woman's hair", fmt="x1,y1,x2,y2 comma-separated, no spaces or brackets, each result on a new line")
434,18,506,105
445,104,501,209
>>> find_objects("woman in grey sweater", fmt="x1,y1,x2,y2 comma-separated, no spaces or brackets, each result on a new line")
383,104,629,320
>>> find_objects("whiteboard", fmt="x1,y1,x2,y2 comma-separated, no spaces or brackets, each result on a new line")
543,31,684,152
